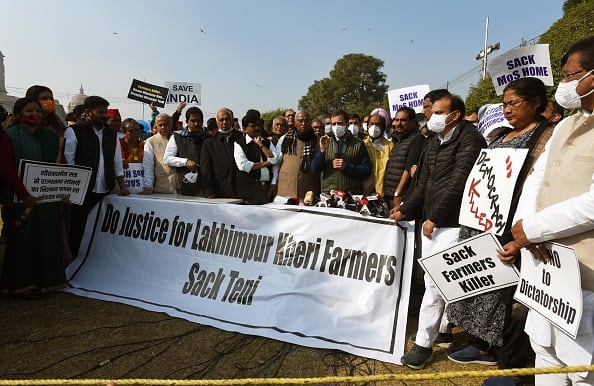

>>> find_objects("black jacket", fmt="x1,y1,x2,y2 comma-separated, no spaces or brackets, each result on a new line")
383,130,424,198
400,121,487,227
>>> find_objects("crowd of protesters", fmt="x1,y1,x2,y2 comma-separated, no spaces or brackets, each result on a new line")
0,35,593,386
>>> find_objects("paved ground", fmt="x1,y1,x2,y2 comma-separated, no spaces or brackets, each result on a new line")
0,291,507,386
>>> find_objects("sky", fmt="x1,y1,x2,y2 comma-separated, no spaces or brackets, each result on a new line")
1,0,564,122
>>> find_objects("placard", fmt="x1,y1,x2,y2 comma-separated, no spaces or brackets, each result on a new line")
487,44,553,95
17,160,91,205
459,148,529,236
514,243,583,338
165,81,201,105
387,84,430,117
419,232,519,302
127,79,169,108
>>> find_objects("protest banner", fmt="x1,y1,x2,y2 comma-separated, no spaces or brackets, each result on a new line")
459,148,529,236
17,160,91,205
387,84,430,117
127,79,169,108
66,195,414,364
165,81,201,105
419,232,519,302
487,44,553,95
514,244,583,338
121,163,144,194
477,104,513,139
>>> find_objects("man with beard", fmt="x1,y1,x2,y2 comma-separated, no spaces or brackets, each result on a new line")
276,110,321,200
64,96,129,257
383,106,423,209
163,106,210,196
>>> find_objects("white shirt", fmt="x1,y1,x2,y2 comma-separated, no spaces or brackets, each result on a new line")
268,137,283,185
233,135,281,183
143,135,161,189
515,113,594,242
438,124,458,144
514,112,594,367
163,134,188,167
64,126,124,194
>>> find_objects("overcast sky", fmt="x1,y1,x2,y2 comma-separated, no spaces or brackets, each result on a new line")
1,0,563,122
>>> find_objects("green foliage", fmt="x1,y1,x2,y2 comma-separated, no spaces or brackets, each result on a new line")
465,76,500,112
539,0,594,99
562,0,589,13
465,0,594,109
260,108,288,135
299,53,388,119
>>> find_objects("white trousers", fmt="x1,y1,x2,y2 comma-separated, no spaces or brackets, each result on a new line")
529,289,594,385
532,339,594,385
414,227,459,348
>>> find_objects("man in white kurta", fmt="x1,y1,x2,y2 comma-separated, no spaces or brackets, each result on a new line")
499,36,594,385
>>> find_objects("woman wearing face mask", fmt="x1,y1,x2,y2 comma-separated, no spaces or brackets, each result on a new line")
0,97,68,298
26,85,66,137
445,77,553,386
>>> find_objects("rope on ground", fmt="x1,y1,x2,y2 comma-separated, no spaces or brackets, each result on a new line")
1,364,594,385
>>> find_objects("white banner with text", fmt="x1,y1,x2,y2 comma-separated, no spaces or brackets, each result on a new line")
65,195,413,364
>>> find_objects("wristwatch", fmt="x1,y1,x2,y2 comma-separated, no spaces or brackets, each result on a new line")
394,192,401,197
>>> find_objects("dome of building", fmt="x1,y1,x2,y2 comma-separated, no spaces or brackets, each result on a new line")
68,85,87,113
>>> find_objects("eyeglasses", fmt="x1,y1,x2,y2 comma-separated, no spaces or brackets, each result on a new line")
500,99,526,110
561,69,587,81
312,126,323,129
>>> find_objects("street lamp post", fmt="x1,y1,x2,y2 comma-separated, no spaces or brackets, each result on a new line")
475,17,500,80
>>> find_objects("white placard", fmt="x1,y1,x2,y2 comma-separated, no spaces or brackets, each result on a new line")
487,44,553,95
419,232,519,302
477,104,513,139
459,148,529,236
18,160,91,205
65,195,414,364
121,163,144,194
387,84,430,117
514,243,583,338
165,81,201,105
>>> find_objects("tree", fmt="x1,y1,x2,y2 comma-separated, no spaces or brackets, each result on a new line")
562,0,589,12
261,108,288,135
299,53,388,118
538,0,594,99
465,76,500,113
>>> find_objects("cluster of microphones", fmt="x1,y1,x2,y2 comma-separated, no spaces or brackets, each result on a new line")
284,190,390,218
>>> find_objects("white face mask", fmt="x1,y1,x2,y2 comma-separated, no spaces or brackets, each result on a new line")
218,127,233,134
332,124,347,139
362,122,368,131
348,124,359,136
324,124,332,135
555,70,594,109
368,124,382,140
427,111,454,133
